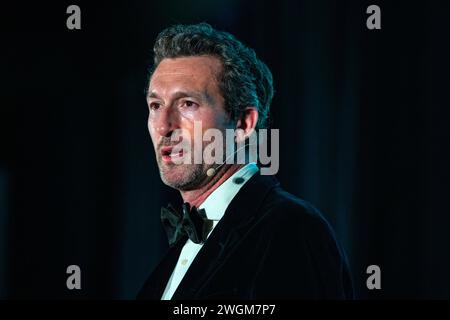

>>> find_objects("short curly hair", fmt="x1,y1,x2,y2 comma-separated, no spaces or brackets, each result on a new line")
148,23,274,129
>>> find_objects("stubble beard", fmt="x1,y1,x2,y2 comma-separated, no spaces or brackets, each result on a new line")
158,160,207,191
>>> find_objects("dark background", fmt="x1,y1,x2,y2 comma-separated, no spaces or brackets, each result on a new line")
0,0,449,299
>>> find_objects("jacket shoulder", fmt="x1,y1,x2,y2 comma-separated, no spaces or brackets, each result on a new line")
257,186,335,238
248,184,353,299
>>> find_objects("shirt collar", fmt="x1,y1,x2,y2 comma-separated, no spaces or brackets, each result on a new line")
199,163,259,221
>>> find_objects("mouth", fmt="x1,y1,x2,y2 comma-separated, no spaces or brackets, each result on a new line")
160,146,185,163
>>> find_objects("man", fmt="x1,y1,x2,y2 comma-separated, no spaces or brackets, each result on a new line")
137,23,353,299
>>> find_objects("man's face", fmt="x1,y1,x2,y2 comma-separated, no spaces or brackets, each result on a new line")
147,56,232,190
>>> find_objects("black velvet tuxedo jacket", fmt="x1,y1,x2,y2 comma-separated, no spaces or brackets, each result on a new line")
137,173,353,299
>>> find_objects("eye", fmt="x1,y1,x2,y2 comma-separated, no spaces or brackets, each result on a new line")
182,100,198,108
149,102,161,110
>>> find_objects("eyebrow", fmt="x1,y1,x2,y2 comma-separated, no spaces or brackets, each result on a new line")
147,90,206,102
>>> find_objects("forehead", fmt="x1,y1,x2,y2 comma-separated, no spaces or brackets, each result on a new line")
149,56,222,93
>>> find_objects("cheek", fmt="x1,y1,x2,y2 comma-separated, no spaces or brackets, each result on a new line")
148,121,158,145
178,116,195,134
147,118,152,132
210,111,232,130
147,120,153,136
148,113,159,133
179,108,197,121
196,110,228,129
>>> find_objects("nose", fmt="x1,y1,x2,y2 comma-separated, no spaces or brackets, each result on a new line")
152,106,180,138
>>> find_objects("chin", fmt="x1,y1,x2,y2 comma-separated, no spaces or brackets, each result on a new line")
159,164,205,191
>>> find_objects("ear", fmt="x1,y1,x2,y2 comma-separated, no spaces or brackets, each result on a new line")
235,107,258,143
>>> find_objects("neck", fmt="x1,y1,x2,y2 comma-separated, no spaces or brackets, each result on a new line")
180,164,244,208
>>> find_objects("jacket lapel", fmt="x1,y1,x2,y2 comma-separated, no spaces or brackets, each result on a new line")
171,173,280,299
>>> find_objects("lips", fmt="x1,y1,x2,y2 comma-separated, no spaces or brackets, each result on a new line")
160,146,184,162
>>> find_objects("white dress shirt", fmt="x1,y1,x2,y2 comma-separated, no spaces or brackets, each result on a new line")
161,163,259,300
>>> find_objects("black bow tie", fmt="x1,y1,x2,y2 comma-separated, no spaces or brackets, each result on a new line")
161,202,214,247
